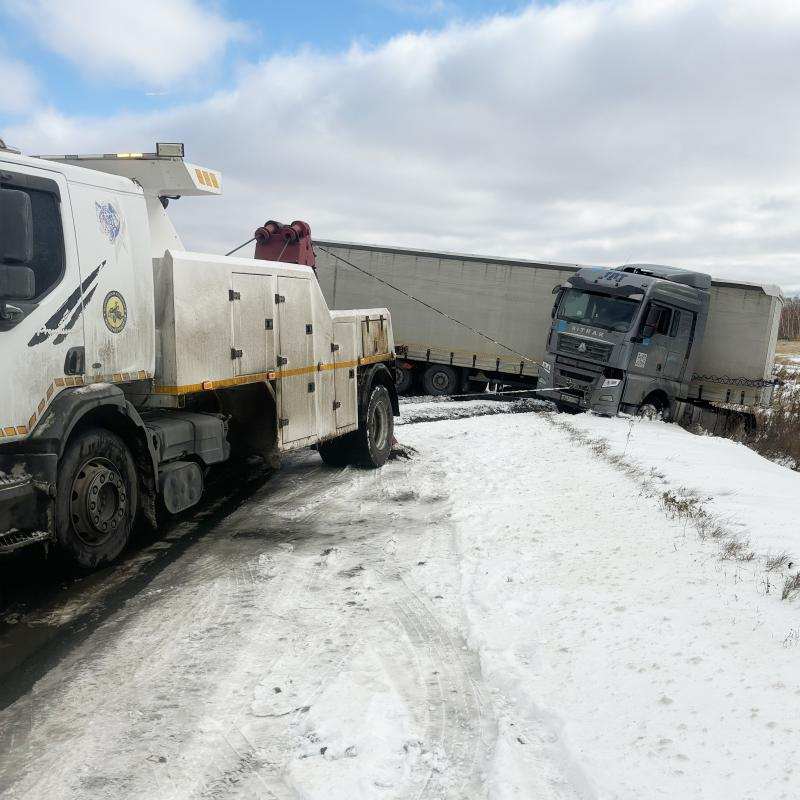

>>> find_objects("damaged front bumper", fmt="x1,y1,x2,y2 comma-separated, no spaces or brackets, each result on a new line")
539,356,624,414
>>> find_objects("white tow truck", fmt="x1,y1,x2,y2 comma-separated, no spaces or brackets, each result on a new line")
0,142,398,567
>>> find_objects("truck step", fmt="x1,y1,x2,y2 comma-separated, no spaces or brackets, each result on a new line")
0,529,50,554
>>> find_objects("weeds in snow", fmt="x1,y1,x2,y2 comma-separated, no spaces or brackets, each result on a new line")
547,414,797,601
780,572,800,601
720,539,755,562
765,552,790,572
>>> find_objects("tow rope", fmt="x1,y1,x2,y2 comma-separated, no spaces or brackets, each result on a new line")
315,245,542,369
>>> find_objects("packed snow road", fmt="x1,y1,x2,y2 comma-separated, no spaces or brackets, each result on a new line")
1,401,799,800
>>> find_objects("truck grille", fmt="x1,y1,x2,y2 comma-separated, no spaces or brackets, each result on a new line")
557,334,612,363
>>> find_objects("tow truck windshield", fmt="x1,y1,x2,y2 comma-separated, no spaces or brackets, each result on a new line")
557,289,639,332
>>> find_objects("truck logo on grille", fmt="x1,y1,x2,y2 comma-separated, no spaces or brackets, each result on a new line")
577,342,587,353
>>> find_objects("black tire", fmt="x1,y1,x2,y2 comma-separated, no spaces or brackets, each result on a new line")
636,398,671,422
318,434,355,467
55,427,138,569
356,384,394,467
422,364,457,396
318,384,394,469
395,366,413,394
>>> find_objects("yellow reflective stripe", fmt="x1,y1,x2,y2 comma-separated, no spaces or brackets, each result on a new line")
153,352,393,396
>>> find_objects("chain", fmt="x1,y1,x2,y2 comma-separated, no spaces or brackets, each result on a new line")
692,374,777,388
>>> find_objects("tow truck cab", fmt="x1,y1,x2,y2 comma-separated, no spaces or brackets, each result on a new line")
537,264,711,418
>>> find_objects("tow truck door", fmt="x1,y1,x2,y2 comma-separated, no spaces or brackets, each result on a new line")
0,162,81,436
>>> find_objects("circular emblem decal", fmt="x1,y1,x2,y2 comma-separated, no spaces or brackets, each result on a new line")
103,291,127,333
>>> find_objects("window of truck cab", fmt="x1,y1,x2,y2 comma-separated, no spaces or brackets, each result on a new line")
0,173,65,302
557,288,640,332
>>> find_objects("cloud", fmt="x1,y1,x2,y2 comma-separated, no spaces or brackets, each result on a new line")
378,0,454,16
5,0,245,86
6,0,800,289
0,52,39,114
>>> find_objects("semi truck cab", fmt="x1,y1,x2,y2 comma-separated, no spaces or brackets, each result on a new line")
538,264,711,418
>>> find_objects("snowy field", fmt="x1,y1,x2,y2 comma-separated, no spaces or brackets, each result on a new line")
1,402,799,799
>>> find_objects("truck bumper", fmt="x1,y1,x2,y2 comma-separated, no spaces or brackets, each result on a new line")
0,451,56,554
541,355,624,415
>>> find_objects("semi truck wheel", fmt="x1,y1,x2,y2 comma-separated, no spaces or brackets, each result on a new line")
636,396,671,422
422,364,457,396
395,365,413,394
318,384,394,469
55,428,138,569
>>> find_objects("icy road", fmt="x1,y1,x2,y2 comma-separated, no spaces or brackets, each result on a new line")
1,400,799,800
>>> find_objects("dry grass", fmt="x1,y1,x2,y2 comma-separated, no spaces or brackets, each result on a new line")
765,552,790,572
778,301,800,341
781,572,800,601
731,366,800,470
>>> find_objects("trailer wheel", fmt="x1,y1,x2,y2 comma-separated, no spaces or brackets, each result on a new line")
318,384,394,469
395,365,413,394
422,364,457,396
55,427,138,569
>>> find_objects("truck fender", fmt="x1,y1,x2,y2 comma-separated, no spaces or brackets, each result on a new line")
31,383,160,525
359,362,400,417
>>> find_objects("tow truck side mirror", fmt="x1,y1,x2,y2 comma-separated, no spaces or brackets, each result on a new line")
0,188,36,300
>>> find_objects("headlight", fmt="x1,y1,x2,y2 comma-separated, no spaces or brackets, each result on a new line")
540,361,551,374
601,378,621,388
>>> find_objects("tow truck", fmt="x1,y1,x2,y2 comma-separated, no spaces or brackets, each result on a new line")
0,141,398,567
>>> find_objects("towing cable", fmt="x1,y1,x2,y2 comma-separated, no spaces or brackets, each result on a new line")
315,245,541,369
223,236,573,390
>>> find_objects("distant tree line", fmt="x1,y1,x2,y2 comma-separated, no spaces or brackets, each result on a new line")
779,298,800,340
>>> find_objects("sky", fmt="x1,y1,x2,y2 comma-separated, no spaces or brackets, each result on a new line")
1,0,799,290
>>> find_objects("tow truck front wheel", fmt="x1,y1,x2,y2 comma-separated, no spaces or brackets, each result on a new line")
55,428,138,569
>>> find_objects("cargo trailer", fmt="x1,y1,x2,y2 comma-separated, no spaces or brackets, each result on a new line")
316,241,584,394
315,242,781,429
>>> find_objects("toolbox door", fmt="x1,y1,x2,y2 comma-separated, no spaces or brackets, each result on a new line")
277,276,317,445
231,273,275,377
333,321,358,430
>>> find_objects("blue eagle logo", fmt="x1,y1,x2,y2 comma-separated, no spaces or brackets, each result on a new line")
96,201,121,243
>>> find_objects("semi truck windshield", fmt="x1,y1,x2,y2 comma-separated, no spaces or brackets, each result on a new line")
557,289,639,332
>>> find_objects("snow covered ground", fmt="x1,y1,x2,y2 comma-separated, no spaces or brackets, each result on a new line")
1,403,799,799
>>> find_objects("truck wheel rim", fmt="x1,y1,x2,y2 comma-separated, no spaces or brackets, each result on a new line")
69,458,127,546
431,371,450,392
370,396,390,451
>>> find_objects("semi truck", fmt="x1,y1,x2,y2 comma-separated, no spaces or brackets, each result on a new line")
314,241,781,426
0,143,398,567
538,264,782,424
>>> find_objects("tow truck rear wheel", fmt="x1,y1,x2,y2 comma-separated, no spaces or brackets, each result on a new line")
318,384,394,469
55,428,138,569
